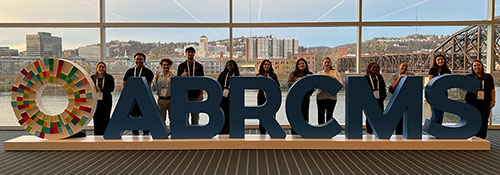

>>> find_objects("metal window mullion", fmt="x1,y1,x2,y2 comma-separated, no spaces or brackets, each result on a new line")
356,0,362,74
229,0,233,60
100,0,106,62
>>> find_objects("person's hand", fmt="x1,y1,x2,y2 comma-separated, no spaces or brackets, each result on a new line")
491,101,496,108
96,86,101,92
181,69,189,76
154,72,160,79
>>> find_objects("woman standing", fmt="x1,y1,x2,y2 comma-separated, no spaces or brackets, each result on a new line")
428,54,451,125
465,60,495,139
257,59,279,134
316,57,342,125
364,62,386,134
91,62,115,135
288,58,313,134
217,60,240,134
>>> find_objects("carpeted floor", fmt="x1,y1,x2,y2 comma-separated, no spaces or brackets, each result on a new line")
0,130,499,174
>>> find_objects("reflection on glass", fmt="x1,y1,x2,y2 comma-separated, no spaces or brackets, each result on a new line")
0,0,98,22
234,0,357,22
363,0,488,21
105,0,228,22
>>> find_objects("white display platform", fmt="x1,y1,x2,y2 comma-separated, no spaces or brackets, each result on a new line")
4,135,490,151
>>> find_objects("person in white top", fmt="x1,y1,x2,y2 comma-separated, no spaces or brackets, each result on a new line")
316,57,342,125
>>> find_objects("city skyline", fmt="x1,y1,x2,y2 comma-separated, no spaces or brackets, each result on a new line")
0,0,492,52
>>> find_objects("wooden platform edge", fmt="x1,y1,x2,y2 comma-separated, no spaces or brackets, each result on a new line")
4,135,490,151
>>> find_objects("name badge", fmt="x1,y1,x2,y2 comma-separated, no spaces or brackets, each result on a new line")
373,90,380,99
223,89,229,97
477,90,485,100
161,88,168,97
97,92,103,100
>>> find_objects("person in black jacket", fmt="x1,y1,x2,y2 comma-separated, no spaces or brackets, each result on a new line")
217,60,240,134
364,62,386,134
91,62,115,135
123,53,154,135
288,58,313,135
465,60,496,139
256,59,280,135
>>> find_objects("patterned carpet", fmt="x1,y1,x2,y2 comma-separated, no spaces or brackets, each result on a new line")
1,130,499,175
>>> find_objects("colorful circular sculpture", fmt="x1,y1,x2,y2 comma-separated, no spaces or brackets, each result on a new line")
11,58,96,139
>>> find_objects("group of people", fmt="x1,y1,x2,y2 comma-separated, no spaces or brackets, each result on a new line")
90,47,495,139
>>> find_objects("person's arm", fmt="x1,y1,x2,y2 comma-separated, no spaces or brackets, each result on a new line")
390,75,401,91
151,75,159,92
287,72,296,88
488,75,496,107
334,70,343,86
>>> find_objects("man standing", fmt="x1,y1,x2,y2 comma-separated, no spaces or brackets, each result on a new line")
177,47,204,125
123,53,154,135
152,58,174,125
388,61,416,135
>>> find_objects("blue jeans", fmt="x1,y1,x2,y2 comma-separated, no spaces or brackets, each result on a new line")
430,107,444,124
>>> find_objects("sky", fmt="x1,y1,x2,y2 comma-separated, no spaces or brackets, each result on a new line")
0,0,493,51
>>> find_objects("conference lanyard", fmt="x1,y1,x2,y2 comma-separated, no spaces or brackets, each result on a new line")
95,76,105,91
134,67,143,77
369,74,379,90
187,62,196,76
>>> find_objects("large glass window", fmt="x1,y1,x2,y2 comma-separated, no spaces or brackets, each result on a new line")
234,0,357,22
105,0,229,22
363,0,488,21
0,28,99,126
0,0,98,23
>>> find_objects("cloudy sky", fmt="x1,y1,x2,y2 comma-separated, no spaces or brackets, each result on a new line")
0,0,492,51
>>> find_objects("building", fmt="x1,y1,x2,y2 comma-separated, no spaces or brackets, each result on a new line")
198,36,208,58
0,47,18,57
245,35,299,62
78,45,109,60
25,32,62,57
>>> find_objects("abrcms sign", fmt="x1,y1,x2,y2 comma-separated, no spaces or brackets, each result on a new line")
12,59,482,140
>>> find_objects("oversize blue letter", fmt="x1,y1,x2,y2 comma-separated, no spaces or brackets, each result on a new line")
170,77,224,139
286,75,343,138
229,77,285,138
423,75,481,139
104,77,169,139
345,76,423,139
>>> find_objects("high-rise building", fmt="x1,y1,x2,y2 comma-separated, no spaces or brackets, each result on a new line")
0,47,19,57
26,32,62,57
245,36,298,62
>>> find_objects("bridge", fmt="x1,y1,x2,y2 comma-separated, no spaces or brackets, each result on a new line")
336,24,499,73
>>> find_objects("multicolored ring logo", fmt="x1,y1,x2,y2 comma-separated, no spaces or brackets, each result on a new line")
11,58,96,139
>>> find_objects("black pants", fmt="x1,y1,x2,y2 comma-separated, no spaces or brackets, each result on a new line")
93,100,112,135
219,97,230,134
471,102,491,139
316,99,336,124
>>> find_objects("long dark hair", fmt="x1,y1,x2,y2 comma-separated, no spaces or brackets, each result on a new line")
365,62,380,76
221,60,240,76
432,54,451,73
293,58,312,77
471,60,486,80
258,59,274,75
